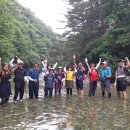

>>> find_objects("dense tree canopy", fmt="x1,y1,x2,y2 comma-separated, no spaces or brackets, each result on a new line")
64,0,130,68
0,0,65,68
1,0,130,69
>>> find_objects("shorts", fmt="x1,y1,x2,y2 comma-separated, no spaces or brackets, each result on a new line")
76,80,83,90
116,77,126,91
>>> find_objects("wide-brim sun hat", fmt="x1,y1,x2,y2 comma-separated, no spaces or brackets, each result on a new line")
58,66,63,69
49,68,54,70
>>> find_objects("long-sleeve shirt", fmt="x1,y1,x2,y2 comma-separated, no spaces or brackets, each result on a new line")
14,67,26,82
28,69,41,81
44,73,55,88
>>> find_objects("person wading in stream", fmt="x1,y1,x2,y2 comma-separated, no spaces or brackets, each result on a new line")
64,65,76,95
41,58,58,75
115,59,128,100
55,67,65,95
75,63,86,97
0,63,11,105
44,68,55,97
27,63,41,99
11,60,26,101
99,61,112,98
85,58,101,97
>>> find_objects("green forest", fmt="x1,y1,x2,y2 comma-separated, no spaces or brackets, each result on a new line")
0,0,130,68
64,0,130,68
0,0,65,67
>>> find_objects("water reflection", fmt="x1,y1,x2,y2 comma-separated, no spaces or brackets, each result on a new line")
0,86,130,130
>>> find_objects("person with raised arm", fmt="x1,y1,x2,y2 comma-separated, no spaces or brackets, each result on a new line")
125,57,130,67
9,56,21,68
85,58,101,97
64,54,77,96
41,58,58,75
0,63,11,105
75,62,86,97
41,58,48,74
64,64,76,95
11,60,26,101
99,61,112,98
44,68,55,97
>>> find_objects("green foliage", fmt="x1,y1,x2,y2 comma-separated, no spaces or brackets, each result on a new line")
64,0,130,68
0,0,64,68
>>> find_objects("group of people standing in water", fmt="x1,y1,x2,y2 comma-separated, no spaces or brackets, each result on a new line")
0,55,130,106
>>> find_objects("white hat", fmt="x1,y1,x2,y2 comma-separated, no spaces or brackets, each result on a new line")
102,61,107,64
58,66,63,69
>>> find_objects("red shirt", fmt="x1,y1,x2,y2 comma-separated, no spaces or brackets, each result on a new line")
89,69,98,81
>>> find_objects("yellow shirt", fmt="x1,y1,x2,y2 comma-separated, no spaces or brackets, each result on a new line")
66,71,74,80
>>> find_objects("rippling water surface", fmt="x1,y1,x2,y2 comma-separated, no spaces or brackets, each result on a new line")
0,81,130,130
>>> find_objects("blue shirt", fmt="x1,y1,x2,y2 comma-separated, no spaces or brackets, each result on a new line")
100,66,111,81
28,69,41,81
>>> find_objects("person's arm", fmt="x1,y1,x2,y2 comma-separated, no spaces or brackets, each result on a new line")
85,58,91,71
125,57,130,67
73,63,77,69
11,63,19,73
115,70,117,79
24,70,28,82
52,62,58,70
42,59,48,72
95,58,101,69
27,70,34,81
74,67,77,73
64,66,66,72
114,70,117,87
62,73,65,82
9,58,14,68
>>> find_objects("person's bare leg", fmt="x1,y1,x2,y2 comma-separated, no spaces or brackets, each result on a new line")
122,91,127,100
80,90,84,96
117,91,121,98
77,89,80,96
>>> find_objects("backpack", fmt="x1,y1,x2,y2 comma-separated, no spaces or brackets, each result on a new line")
124,67,130,76
124,67,130,84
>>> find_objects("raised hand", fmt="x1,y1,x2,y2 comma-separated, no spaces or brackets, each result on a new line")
73,54,76,59
125,57,128,60
40,57,43,61
44,58,48,63
85,58,88,62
